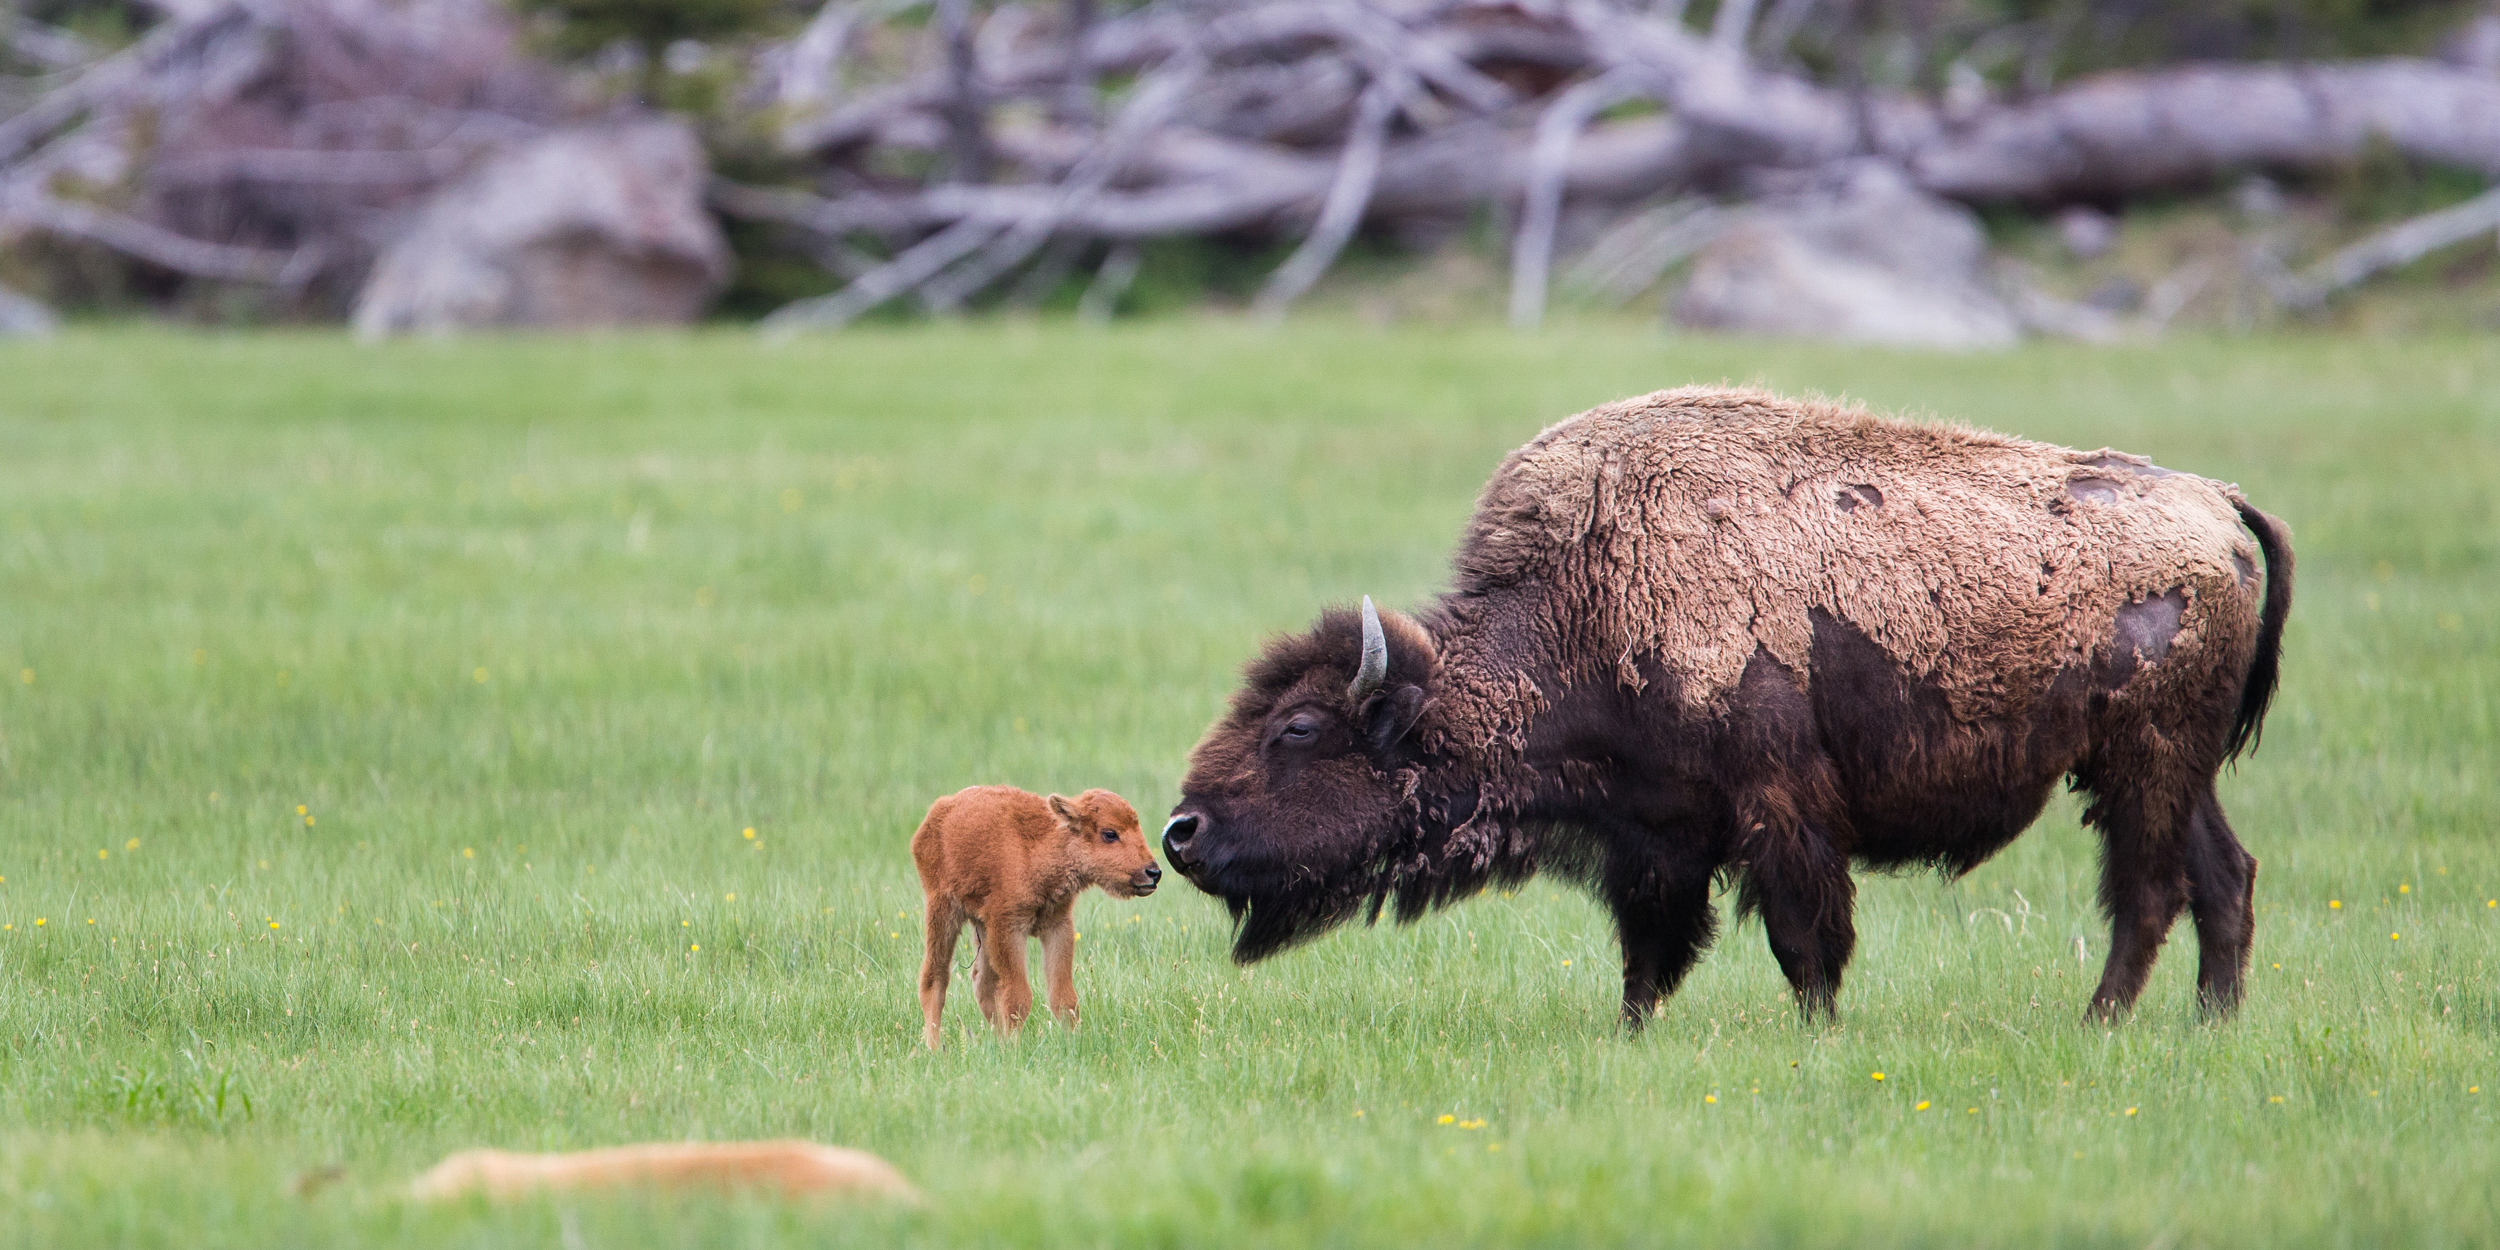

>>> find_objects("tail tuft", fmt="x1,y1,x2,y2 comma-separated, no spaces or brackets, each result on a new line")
2227,499,2294,761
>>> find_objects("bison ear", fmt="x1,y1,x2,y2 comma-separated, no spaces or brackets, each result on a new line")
1045,793,1078,827
1360,684,1428,754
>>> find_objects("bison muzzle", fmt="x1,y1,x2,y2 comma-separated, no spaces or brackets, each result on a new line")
1166,387,2292,1028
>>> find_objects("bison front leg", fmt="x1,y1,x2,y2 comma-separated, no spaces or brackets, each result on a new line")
1602,839,1718,1031
1739,825,1857,1022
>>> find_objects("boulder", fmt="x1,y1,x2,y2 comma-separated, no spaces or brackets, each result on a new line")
1672,165,2020,349
354,120,728,336
0,282,57,338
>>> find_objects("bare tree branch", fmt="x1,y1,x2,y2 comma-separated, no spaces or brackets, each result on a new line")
761,216,1005,332
1253,75,1402,319
1,184,301,281
2280,184,2500,308
1510,68,1647,329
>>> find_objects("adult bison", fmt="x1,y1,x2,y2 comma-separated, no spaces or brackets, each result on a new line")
1162,387,2291,1026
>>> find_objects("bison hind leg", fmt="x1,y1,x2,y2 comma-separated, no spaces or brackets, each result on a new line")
2077,778,2193,1023
2184,785,2259,1018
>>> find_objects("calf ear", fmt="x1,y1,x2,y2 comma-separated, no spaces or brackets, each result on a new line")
1045,793,1078,828
1361,684,1428,753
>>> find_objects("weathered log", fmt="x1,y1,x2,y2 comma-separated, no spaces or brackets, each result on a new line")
1911,60,2500,203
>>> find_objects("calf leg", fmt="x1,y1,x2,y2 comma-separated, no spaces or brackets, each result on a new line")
919,897,964,1050
2184,785,2260,1018
1603,835,1718,1031
968,917,998,1024
1037,907,1080,1029
2082,783,2192,1022
977,911,1036,1036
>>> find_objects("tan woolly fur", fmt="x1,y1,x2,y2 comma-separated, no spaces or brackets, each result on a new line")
408,1140,919,1202
1456,386,2263,719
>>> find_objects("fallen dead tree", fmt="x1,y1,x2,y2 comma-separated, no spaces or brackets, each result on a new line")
7,0,2499,331
0,0,552,312
723,0,2500,332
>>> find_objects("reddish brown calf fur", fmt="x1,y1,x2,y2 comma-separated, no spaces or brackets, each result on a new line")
408,1140,918,1202
913,786,1160,1048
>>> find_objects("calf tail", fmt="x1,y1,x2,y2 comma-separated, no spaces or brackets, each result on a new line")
2227,498,2294,762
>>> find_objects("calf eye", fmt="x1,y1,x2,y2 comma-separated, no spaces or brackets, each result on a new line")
1100,828,1120,843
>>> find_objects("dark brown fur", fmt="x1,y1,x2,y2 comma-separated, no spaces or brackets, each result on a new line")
1164,391,2292,1028
913,786,1160,1048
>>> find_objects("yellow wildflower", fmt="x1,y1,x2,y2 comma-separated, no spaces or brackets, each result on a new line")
1915,1101,1930,1111
125,838,139,851
1871,1072,1886,1082
2125,1107,2138,1117
1438,1114,1455,1125
743,828,757,840
1704,1095,1717,1104
2329,900,2341,909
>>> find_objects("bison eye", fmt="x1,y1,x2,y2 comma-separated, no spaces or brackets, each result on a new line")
1279,717,1317,744
1100,827,1120,844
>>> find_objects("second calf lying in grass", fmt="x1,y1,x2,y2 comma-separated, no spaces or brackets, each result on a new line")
409,1141,918,1202
913,786,1160,1048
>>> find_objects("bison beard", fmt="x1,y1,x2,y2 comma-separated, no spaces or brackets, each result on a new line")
1219,779,1533,964
1169,387,2292,1028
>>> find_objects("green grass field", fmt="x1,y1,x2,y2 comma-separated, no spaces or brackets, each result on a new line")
1,323,2494,1248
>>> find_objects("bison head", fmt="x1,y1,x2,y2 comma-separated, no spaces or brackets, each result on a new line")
1164,597,1460,962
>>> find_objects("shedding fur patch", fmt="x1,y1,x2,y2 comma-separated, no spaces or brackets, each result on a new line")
1454,387,2263,719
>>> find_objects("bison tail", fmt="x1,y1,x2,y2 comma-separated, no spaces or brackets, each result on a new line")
2227,498,2294,762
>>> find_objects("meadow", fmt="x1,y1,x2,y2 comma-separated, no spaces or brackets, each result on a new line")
0,322,2493,1248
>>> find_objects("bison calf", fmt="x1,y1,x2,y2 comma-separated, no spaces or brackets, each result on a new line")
913,786,1160,1048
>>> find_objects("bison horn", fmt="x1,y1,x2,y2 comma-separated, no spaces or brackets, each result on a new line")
1350,595,1389,704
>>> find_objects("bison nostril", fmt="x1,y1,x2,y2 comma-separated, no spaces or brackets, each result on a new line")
1162,813,1200,849
1145,865,1163,883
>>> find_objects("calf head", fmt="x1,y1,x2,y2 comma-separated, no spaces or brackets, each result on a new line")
1047,789,1161,897
1165,598,1446,961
